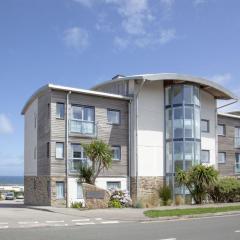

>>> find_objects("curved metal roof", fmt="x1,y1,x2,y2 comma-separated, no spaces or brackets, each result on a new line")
92,73,238,100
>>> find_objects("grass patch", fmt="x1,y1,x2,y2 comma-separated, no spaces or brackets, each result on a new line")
144,205,240,218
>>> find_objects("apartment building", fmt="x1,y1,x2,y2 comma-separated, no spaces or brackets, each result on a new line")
217,113,240,177
22,73,238,206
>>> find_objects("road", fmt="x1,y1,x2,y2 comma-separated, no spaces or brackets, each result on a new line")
0,200,240,240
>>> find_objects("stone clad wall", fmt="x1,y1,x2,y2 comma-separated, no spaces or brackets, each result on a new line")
130,176,164,207
24,176,50,206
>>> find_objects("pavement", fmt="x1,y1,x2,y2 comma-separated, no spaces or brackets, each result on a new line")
1,199,240,239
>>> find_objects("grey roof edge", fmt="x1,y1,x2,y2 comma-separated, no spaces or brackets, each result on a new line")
218,112,240,120
21,83,131,115
91,73,238,100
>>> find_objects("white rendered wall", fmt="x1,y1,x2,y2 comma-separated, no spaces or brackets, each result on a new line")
137,81,165,177
200,90,217,167
68,177,127,207
24,98,38,176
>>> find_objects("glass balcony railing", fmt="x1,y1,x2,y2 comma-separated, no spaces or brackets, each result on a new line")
68,158,88,174
235,163,240,174
69,120,96,136
235,137,240,148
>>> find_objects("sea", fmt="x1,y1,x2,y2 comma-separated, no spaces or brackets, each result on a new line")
0,176,24,185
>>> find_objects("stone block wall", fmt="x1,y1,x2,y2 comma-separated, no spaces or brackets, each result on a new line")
130,176,165,207
24,176,50,206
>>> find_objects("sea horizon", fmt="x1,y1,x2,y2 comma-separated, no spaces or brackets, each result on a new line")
0,176,24,185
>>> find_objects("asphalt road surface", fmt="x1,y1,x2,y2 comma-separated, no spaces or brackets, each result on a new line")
0,213,240,240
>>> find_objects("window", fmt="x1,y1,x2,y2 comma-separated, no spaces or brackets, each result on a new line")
77,182,83,199
56,182,64,199
173,107,183,138
56,103,65,119
107,181,121,190
201,150,210,163
218,152,226,164
70,144,86,171
201,119,209,133
47,142,50,158
107,109,120,124
55,142,64,159
218,124,226,136
235,127,240,148
70,105,95,134
112,146,121,161
236,153,240,173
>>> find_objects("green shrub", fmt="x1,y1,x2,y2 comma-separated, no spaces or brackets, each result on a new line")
108,199,122,208
133,200,144,208
176,165,218,204
158,185,172,206
208,177,240,203
71,202,83,208
79,165,94,184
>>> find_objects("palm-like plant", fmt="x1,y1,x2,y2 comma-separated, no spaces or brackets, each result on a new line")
176,165,218,204
79,140,113,185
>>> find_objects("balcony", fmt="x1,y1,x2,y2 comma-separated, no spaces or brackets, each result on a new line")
235,137,240,148
235,163,240,174
69,120,97,137
68,158,88,174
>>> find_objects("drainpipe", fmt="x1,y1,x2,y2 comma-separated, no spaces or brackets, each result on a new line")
65,91,71,208
134,78,146,202
128,99,132,193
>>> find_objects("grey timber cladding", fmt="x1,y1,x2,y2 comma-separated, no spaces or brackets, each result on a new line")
50,90,129,177
37,89,51,176
218,115,240,176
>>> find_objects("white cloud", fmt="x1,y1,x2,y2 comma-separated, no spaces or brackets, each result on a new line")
63,27,89,51
72,0,96,7
114,36,129,49
208,73,232,85
0,114,13,134
160,0,175,17
159,28,176,44
193,0,207,7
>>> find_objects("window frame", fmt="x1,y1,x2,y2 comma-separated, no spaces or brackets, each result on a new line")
55,142,64,160
201,150,210,163
56,102,65,120
56,181,65,200
218,124,226,136
107,109,120,125
218,152,226,164
111,145,121,161
106,181,121,190
201,119,210,133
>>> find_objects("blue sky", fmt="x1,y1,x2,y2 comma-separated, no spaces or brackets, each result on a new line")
0,0,240,176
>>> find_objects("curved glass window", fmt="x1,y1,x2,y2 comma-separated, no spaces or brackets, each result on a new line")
165,84,201,177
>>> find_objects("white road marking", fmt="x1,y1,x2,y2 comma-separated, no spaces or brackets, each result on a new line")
75,222,95,226
235,230,240,233
72,219,90,222
46,220,64,223
159,238,176,240
95,218,103,220
101,221,119,224
0,226,9,229
53,224,68,227
18,221,39,224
